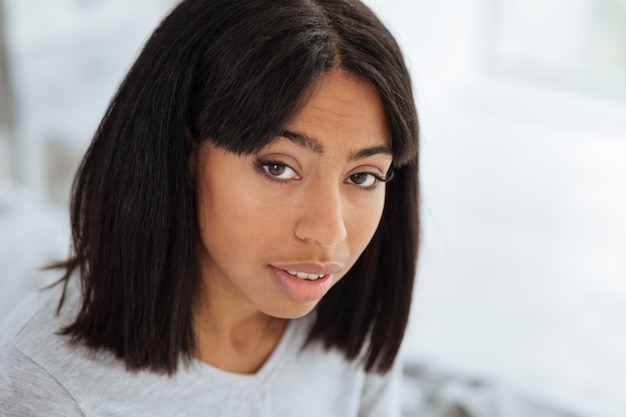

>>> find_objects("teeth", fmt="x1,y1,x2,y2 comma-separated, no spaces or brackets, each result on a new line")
287,270,325,281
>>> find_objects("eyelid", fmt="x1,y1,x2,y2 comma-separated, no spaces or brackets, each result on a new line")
346,173,377,188
255,151,302,170
253,156,301,183
345,169,394,191
348,162,393,180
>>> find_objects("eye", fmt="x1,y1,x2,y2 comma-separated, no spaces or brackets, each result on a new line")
263,162,298,179
254,157,300,182
346,172,380,188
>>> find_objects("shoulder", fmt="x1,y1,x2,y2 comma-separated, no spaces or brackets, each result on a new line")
0,287,92,416
0,287,84,416
0,283,147,415
0,288,49,344
0,344,84,416
0,282,76,361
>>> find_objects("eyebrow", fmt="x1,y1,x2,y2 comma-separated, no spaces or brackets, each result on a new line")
279,129,392,162
347,145,393,162
280,130,324,155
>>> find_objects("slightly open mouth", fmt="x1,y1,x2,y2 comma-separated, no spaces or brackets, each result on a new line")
284,270,326,281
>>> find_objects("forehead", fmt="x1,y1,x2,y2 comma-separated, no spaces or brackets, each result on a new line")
284,70,391,149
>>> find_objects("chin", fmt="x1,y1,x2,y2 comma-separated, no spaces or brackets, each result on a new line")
262,301,319,320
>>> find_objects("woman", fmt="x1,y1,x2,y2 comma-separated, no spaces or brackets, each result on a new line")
0,0,419,415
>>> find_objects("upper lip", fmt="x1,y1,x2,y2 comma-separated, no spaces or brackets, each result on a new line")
271,262,343,276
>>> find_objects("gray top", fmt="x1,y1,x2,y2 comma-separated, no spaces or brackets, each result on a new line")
0,283,400,416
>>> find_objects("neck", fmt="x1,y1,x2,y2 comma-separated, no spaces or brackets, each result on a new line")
192,285,288,374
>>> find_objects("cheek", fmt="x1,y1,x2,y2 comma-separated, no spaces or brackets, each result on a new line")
197,178,292,252
346,193,386,250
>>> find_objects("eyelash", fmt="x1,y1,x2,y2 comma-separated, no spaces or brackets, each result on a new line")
254,157,299,185
253,157,394,190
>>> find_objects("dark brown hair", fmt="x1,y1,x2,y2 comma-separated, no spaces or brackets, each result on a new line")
56,0,419,375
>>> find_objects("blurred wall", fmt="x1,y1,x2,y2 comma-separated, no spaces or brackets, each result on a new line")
0,0,13,178
369,1,626,416
2,0,177,202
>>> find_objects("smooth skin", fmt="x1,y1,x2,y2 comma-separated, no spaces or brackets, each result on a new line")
191,69,393,373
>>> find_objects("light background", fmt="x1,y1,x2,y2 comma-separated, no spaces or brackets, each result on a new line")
0,1,625,416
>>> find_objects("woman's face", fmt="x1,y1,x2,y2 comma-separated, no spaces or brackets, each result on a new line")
194,70,392,319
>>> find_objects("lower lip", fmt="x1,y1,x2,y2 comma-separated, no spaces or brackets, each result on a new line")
270,267,335,302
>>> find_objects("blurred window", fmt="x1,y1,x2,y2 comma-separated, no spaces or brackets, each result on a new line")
489,0,626,98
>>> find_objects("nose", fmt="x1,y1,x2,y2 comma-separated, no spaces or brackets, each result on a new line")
294,182,348,248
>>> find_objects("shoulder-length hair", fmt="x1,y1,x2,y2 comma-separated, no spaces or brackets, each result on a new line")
56,0,419,375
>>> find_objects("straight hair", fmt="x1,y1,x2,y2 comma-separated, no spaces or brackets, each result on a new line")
54,0,420,375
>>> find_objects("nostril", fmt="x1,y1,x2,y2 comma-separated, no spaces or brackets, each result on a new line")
294,204,347,247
